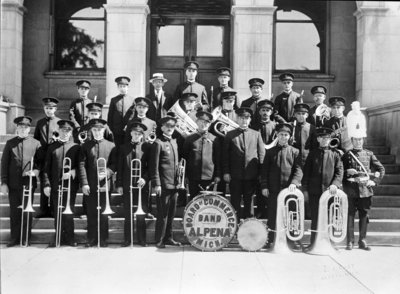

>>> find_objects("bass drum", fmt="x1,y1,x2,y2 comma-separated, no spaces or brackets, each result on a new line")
237,218,268,251
183,191,237,251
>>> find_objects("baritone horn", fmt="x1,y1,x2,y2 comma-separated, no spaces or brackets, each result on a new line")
177,158,186,190
19,157,35,247
269,188,305,253
211,106,239,137
167,101,198,137
307,189,348,255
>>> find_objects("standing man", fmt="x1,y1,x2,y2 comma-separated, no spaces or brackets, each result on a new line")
43,120,80,247
302,127,344,247
70,80,92,130
241,78,266,119
261,123,303,245
211,67,234,109
1,116,41,247
150,115,182,248
79,119,117,247
219,91,239,122
116,121,151,247
223,107,265,219
34,97,61,218
273,73,303,122
183,111,221,200
108,76,135,147
174,61,209,110
307,86,328,127
146,73,173,121
342,132,385,251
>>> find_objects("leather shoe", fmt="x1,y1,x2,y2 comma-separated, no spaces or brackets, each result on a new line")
346,242,353,250
48,242,57,248
100,241,108,248
156,241,165,249
121,241,131,247
6,240,19,247
164,238,181,246
65,241,78,247
85,240,96,248
358,240,371,251
139,241,148,247
264,242,272,249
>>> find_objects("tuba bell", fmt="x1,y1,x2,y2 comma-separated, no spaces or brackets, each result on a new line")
269,188,305,253
306,189,348,255
211,106,239,137
167,101,198,137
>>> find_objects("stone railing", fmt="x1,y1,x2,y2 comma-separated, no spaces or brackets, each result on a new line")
367,101,400,164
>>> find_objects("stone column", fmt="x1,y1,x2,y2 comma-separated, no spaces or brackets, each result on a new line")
104,0,150,104
1,0,26,133
354,1,400,108
231,0,276,104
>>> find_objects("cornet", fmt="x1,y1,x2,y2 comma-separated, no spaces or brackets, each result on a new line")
19,158,35,247
146,125,157,144
78,130,88,144
177,158,186,190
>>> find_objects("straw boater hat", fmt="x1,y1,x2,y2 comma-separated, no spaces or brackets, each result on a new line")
149,73,168,83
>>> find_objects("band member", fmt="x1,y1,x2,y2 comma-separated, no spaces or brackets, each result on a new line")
150,115,182,248
323,96,352,152
261,123,303,245
241,78,266,126
77,102,114,144
302,127,344,247
124,97,157,142
79,119,117,247
174,61,209,110
34,97,61,218
292,103,318,167
307,86,328,127
178,92,199,122
220,91,239,122
107,76,135,146
43,120,80,247
1,116,41,247
342,132,385,251
273,73,303,122
116,121,151,247
183,111,221,200
69,80,92,129
146,73,173,121
211,67,234,109
223,107,265,219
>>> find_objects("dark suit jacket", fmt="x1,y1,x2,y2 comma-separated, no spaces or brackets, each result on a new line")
107,94,135,137
146,90,173,121
69,98,92,128
34,116,61,147
211,85,234,109
223,128,265,180
174,81,209,108
273,91,302,122
323,116,352,152
292,122,318,167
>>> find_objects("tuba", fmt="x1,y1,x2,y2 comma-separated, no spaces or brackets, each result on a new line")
307,189,348,255
315,104,331,125
211,106,239,137
19,158,35,247
167,101,198,137
269,188,305,253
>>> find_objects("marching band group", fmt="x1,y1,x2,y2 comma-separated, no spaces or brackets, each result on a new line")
1,61,385,252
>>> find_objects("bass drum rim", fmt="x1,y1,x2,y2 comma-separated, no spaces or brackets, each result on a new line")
237,218,268,252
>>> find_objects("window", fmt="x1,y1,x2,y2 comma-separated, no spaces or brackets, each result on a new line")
273,1,327,73
158,26,184,56
54,0,106,70
196,26,223,57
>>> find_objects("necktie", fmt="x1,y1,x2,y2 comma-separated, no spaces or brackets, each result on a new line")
46,117,50,144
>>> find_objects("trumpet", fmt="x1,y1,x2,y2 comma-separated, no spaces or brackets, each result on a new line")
307,189,348,255
168,101,198,137
19,158,35,247
315,104,331,125
177,158,186,190
146,125,157,144
55,157,73,247
52,131,60,143
78,130,88,144
211,106,239,137
269,188,304,253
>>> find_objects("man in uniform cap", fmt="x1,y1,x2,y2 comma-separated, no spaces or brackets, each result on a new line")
307,85,328,127
211,67,234,109
273,72,303,122
43,119,80,247
34,97,61,218
107,76,135,147
223,107,265,219
146,73,173,121
241,78,268,126
261,122,303,246
70,80,92,129
117,121,152,247
150,114,182,248
1,116,41,247
323,96,352,152
79,118,117,247
174,61,209,111
302,127,344,248
183,111,221,200
219,91,239,123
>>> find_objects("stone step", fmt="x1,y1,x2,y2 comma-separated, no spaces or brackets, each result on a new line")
373,196,400,207
364,146,391,155
382,164,400,174
376,154,396,164
380,174,400,184
374,185,400,195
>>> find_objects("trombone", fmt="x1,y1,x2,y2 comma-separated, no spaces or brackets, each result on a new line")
19,158,35,247
130,159,146,247
55,157,73,247
96,158,114,248
177,158,186,190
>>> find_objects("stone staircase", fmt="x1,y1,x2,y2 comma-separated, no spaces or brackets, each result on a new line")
1,135,400,246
